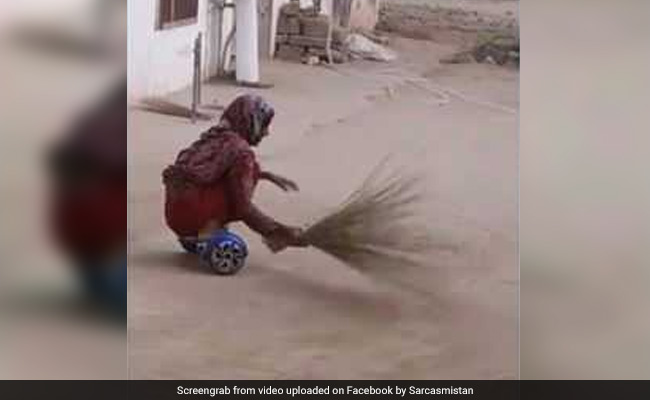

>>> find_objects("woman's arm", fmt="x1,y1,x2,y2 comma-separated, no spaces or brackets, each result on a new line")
227,153,305,250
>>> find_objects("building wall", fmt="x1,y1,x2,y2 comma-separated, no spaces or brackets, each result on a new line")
347,0,380,31
128,0,214,101
129,0,321,99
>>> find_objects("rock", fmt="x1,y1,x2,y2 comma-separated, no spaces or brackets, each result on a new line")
473,37,517,66
345,33,397,62
302,55,320,66
362,31,390,46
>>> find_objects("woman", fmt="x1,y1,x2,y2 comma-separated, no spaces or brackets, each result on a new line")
48,81,127,314
163,94,305,254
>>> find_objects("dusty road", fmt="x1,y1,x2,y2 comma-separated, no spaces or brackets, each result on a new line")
127,35,518,379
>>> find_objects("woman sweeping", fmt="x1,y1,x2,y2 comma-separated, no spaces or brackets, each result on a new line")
163,94,306,274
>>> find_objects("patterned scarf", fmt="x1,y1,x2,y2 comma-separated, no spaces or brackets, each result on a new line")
163,94,274,187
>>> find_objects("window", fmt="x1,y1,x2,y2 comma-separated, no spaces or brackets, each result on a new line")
158,0,199,30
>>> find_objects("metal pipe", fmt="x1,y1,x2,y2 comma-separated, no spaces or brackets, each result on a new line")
191,32,202,123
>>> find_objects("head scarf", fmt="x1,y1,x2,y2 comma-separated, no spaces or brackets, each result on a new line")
163,94,274,187
217,94,275,145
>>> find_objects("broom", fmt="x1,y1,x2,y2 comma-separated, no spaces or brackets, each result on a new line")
135,98,213,121
300,158,433,270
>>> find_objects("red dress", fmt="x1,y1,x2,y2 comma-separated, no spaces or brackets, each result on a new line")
163,129,276,238
164,151,260,237
52,180,126,261
48,83,126,263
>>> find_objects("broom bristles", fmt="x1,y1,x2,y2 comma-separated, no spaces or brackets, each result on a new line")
303,157,433,270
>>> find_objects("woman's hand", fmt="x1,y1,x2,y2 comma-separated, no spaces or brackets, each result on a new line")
264,225,308,253
262,171,299,192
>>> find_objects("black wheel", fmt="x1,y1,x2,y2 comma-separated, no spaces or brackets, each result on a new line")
201,237,247,275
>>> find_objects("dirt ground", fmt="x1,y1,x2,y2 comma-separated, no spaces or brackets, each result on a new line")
378,0,518,46
127,6,519,379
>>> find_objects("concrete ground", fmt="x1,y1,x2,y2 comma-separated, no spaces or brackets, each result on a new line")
127,37,518,379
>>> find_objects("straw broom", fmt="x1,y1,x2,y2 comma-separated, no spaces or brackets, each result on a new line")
135,98,213,121
301,158,433,270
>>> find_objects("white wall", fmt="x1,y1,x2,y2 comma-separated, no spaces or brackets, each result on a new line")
347,0,380,31
128,0,213,101
129,0,319,99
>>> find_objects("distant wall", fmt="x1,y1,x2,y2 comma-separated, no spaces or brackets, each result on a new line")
330,0,379,31
347,0,380,31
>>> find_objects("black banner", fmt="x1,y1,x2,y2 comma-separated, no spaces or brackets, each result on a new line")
2,380,650,400
139,381,512,399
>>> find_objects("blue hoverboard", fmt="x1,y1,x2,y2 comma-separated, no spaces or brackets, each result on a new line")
179,229,248,275
79,256,127,317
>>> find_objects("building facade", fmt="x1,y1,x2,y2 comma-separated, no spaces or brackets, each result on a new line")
127,0,380,101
